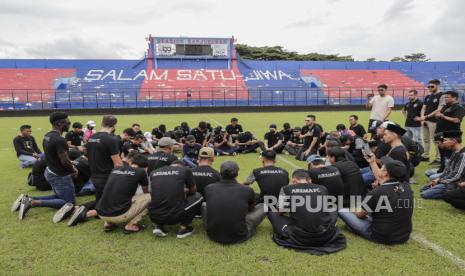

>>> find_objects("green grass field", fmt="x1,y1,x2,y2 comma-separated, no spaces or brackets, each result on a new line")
1,110,465,275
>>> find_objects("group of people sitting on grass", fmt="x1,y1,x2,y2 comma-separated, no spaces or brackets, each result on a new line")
10,81,465,254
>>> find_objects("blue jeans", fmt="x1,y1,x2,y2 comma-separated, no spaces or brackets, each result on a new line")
338,208,373,241
182,157,198,168
361,167,375,187
77,181,96,196
35,168,75,209
406,127,422,144
420,183,446,199
215,145,238,155
18,154,37,168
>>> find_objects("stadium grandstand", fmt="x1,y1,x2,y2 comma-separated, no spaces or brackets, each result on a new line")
1,35,464,110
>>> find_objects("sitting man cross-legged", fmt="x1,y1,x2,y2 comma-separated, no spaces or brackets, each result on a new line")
96,152,150,234
203,161,266,245
267,169,346,255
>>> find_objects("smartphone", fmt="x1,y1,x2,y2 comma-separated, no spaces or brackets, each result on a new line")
362,143,373,157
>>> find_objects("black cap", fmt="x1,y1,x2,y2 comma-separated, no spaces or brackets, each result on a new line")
49,112,68,124
381,156,407,181
385,123,406,136
261,150,276,160
269,124,277,129
220,161,239,179
186,135,196,142
443,130,462,139
369,120,383,132
72,122,83,128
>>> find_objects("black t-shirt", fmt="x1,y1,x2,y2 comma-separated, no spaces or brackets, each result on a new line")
96,164,148,217
424,92,443,122
71,157,91,193
226,124,243,135
149,165,195,221
191,165,221,197
250,166,289,201
280,183,337,245
65,131,84,147
31,157,50,190
349,124,367,138
301,124,321,150
122,141,144,156
190,128,208,144
280,129,293,143
147,151,178,174
151,128,164,139
403,99,423,127
237,132,254,143
204,180,255,244
289,133,303,145
364,181,413,244
333,160,367,207
264,131,284,148
13,135,41,157
86,132,121,177
43,131,71,176
436,103,465,132
308,166,344,198
388,145,410,181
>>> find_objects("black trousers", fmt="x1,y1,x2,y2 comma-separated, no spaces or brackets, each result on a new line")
444,188,465,210
201,203,266,238
267,212,292,238
238,143,260,154
82,174,109,210
151,193,203,226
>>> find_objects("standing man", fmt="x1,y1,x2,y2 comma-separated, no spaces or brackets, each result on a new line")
349,115,367,140
13,112,76,220
65,122,84,149
203,161,266,244
419,79,444,163
13,125,42,168
226,117,243,142
149,160,203,238
403,89,423,144
243,150,289,203
300,115,321,161
191,147,221,198
64,115,122,227
366,84,394,135
435,91,465,170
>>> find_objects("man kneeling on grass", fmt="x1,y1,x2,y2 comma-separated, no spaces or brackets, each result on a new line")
267,169,346,255
95,151,150,234
203,161,266,244
338,156,413,245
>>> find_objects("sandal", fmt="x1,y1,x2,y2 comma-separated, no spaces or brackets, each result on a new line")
123,224,145,234
104,223,118,232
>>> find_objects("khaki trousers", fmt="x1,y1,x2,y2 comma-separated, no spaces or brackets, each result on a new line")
99,194,151,225
422,121,439,159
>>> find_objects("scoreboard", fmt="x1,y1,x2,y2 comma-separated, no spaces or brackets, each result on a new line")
153,37,231,58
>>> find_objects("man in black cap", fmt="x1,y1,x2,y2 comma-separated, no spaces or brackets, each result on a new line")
192,147,221,198
243,150,289,203
285,127,304,156
236,131,261,154
327,147,366,207
13,112,76,220
307,155,344,200
339,156,413,245
203,161,266,244
13,124,42,168
147,137,178,174
420,130,465,199
267,169,346,255
182,135,202,168
65,122,84,149
225,118,243,142
149,160,203,238
258,124,284,153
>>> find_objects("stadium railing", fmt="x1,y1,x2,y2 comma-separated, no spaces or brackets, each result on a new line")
0,87,463,110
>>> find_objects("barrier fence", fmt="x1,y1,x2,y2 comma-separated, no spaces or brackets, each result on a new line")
0,87,463,110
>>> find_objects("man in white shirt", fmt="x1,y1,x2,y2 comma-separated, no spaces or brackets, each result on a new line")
366,84,395,136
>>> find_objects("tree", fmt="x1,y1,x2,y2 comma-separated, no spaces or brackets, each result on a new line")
235,44,354,61
366,57,377,62
390,53,429,62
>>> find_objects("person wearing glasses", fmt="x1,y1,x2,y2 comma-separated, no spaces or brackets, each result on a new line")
418,79,444,163
366,84,394,137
